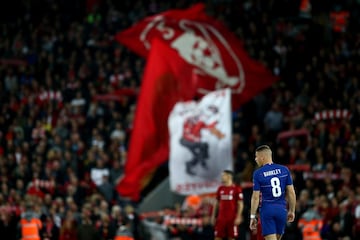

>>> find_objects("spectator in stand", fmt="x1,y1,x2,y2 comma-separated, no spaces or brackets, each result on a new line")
114,217,135,240
90,158,110,187
263,102,284,141
59,216,78,240
110,204,122,230
331,203,354,239
110,159,124,186
354,200,360,239
18,201,42,240
0,205,18,240
77,205,99,240
98,174,115,203
40,213,60,240
110,122,126,143
98,213,117,240
298,204,323,240
141,214,168,240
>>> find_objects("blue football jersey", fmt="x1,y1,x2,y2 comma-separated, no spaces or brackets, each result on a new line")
253,163,293,207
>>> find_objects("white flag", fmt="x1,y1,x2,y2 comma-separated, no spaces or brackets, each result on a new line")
168,88,232,195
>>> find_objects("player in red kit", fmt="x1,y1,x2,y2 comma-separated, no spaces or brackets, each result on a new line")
212,170,244,240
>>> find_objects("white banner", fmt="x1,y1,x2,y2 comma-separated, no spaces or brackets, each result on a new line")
168,88,233,195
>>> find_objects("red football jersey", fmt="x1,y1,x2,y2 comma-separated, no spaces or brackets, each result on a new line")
216,184,243,220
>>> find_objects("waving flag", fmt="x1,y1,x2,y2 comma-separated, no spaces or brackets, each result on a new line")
116,39,197,201
115,3,279,201
168,89,232,195
115,3,278,109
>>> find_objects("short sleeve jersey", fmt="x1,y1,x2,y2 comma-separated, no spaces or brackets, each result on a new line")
216,184,243,220
253,163,293,207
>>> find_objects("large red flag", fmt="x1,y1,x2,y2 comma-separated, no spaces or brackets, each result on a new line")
116,3,279,201
116,39,197,201
115,3,278,109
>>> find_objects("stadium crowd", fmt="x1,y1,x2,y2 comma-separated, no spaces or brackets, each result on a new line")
1,0,360,239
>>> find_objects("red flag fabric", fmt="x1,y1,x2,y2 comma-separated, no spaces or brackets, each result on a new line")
116,3,279,201
116,39,197,201
115,3,278,110
115,3,206,58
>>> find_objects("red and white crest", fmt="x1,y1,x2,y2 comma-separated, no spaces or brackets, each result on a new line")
140,16,246,95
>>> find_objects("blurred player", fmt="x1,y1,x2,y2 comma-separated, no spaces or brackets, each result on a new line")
212,170,243,240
